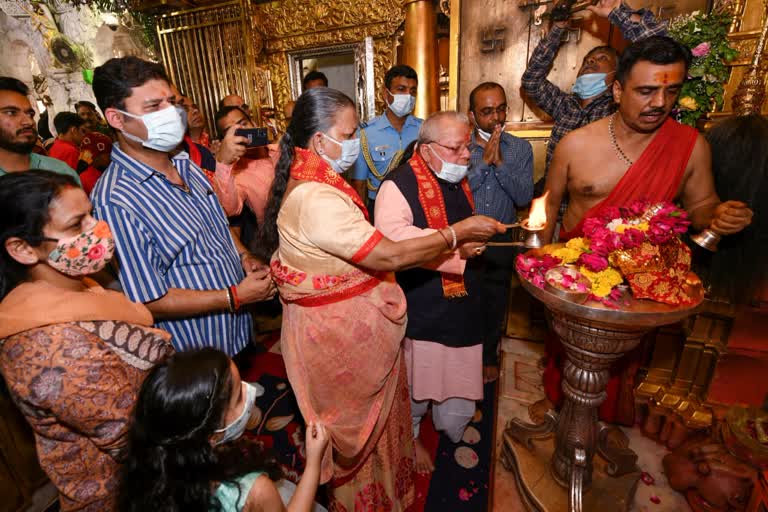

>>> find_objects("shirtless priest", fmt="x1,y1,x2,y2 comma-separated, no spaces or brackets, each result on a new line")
536,36,753,425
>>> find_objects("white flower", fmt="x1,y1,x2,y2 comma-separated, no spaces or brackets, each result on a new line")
607,218,623,232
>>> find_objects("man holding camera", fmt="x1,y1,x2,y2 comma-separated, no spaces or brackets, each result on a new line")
211,105,277,226
521,0,666,187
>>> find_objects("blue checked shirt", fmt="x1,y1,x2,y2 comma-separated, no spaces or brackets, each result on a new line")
468,132,534,224
351,113,422,200
91,145,252,355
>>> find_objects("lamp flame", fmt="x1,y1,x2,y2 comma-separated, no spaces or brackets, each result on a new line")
527,191,548,230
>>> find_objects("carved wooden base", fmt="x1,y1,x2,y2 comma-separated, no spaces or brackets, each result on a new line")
501,427,641,512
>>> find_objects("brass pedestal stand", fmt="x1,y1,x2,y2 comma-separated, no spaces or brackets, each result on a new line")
502,270,703,512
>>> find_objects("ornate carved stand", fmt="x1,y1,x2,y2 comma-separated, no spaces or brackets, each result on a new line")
502,269,703,512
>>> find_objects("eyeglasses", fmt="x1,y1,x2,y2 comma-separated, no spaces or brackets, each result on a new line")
475,105,508,118
430,141,470,155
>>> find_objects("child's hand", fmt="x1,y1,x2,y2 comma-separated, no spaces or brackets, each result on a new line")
305,421,329,467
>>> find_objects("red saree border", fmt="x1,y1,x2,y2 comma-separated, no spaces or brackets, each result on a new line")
285,278,382,307
290,147,370,221
350,230,384,264
273,258,387,308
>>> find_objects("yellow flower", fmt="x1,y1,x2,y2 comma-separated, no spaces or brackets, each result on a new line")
579,267,624,297
635,222,649,232
565,237,590,251
678,96,699,111
552,247,582,264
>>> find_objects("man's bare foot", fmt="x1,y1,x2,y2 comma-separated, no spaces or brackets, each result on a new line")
414,437,435,475
483,365,500,383
528,397,554,424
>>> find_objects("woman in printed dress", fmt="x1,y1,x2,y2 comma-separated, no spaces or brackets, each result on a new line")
0,170,173,511
256,88,504,511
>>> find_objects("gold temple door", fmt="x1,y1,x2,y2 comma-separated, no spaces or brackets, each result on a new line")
156,0,262,134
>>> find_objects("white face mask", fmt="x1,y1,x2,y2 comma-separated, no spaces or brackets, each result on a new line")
386,92,416,118
213,381,262,446
321,133,361,173
475,123,492,142
119,105,186,152
427,145,469,184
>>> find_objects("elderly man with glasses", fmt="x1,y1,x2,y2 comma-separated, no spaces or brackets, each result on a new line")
374,110,492,474
467,81,533,383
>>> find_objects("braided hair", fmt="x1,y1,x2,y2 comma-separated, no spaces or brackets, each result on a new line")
255,87,355,262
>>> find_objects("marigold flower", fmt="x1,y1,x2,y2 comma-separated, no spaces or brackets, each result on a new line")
678,96,699,111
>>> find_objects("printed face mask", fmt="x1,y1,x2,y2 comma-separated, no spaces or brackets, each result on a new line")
213,381,263,445
572,72,611,100
321,133,361,173
386,92,416,117
46,220,115,277
427,145,469,184
119,105,186,152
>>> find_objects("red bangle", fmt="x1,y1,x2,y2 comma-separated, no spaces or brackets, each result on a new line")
229,285,241,311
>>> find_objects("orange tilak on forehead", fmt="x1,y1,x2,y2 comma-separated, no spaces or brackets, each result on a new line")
652,71,683,84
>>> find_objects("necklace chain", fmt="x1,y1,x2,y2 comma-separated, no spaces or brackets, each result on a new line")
609,114,633,167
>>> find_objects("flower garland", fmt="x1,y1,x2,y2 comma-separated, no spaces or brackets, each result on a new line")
516,200,691,305
669,7,739,127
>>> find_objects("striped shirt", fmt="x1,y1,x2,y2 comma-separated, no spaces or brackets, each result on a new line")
91,144,251,355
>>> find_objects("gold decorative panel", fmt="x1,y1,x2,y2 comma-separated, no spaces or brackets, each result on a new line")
156,0,266,133
715,0,768,117
250,0,405,129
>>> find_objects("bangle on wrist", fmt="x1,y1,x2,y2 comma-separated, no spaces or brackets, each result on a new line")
447,225,457,251
225,287,235,313
437,229,451,249
229,284,241,311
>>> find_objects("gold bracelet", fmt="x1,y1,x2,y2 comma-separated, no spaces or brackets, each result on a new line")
225,288,235,313
447,226,457,250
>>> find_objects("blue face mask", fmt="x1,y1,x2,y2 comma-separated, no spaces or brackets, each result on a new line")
572,73,610,100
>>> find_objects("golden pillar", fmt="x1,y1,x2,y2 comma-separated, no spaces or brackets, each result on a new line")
732,8,768,116
402,0,440,118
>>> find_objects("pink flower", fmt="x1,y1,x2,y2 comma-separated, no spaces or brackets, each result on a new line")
620,228,645,249
577,252,609,272
87,244,106,260
459,488,472,501
582,217,605,237
590,228,622,256
647,204,690,244
623,199,650,218
601,206,622,222
691,42,711,57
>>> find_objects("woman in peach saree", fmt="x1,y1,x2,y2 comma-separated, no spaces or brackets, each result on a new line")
256,88,503,511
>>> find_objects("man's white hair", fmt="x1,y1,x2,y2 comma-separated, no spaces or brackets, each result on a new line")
417,111,470,145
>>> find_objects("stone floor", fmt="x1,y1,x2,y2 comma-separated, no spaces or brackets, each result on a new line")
491,338,691,512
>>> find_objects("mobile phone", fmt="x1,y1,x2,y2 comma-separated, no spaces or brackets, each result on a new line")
235,127,268,148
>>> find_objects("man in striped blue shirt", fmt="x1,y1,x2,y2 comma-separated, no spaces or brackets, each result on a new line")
90,57,275,355
468,82,534,382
